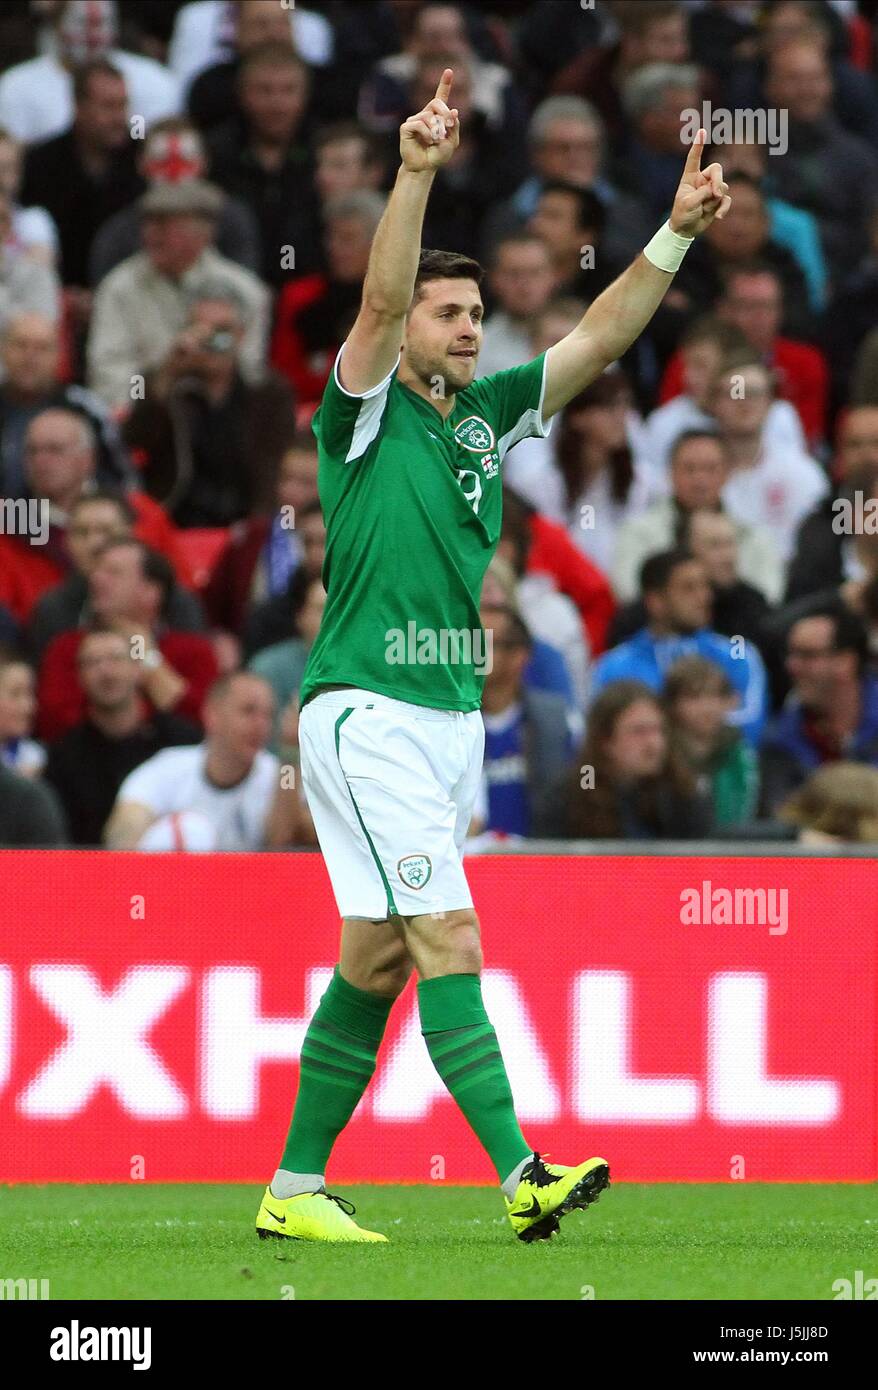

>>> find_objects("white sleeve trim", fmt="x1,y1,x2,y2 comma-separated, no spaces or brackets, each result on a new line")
497,354,554,460
331,341,400,463
333,341,400,399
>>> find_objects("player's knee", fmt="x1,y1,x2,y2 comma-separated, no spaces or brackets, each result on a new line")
356,943,413,999
419,907,483,975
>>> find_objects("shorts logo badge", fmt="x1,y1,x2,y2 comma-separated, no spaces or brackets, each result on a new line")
398,854,432,890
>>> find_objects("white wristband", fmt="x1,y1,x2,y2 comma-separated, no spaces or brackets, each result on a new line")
643,220,694,273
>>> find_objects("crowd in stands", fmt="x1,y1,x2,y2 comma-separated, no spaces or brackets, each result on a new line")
3,0,878,851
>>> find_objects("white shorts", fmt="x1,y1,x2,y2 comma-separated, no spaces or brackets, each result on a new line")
299,687,484,919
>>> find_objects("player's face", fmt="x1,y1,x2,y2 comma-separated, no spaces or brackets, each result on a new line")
404,279,484,393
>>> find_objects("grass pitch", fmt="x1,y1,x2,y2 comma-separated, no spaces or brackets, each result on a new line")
1,1183,874,1300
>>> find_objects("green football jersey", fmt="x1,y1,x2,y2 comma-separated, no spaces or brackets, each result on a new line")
299,345,553,712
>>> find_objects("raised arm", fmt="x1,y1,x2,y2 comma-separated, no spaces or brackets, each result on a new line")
541,128,730,420
338,68,460,395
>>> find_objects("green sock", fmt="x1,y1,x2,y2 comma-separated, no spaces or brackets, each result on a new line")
279,966,393,1175
418,973,531,1183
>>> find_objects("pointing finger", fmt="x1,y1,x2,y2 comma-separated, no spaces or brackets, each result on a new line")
434,67,453,104
682,127,706,178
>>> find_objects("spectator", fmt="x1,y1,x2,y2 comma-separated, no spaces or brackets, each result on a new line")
761,606,878,814
243,499,326,656
204,444,320,639
88,116,262,284
476,232,556,376
0,195,59,337
124,286,296,526
0,0,180,145
763,38,878,275
591,549,768,746
0,126,58,265
665,653,759,827
724,1,878,151
638,314,806,487
358,2,525,144
786,407,878,603
0,654,44,775
479,95,654,271
0,407,193,624
314,120,386,205
481,556,578,715
479,603,572,837
44,627,198,845
174,0,333,128
248,572,326,754
779,762,878,845
614,430,783,605
0,312,131,496
271,191,384,409
103,669,285,850
20,59,143,295
506,369,652,575
37,539,218,741
205,43,322,287
0,761,66,845
660,264,829,446
527,181,620,302
537,680,713,839
613,62,702,222
551,1,691,151
26,490,204,663
674,172,814,341
87,179,268,409
711,355,829,563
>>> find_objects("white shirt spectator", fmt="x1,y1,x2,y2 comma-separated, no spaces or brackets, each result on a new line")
722,444,830,563
168,1,334,92
0,51,180,145
476,312,533,377
116,744,278,850
638,393,807,492
503,421,654,575
87,245,268,408
0,252,60,348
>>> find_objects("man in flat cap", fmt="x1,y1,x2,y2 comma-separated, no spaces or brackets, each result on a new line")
87,176,268,412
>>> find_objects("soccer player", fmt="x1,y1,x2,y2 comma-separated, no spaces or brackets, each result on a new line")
256,70,730,1244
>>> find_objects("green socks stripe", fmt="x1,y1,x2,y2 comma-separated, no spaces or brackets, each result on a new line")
279,966,393,1175
418,973,530,1183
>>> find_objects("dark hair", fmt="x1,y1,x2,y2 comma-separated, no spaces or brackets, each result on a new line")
720,260,782,296
557,680,696,837
72,59,125,104
724,170,764,197
482,603,532,651
668,428,721,466
314,120,384,167
69,489,136,527
239,41,307,80
410,248,484,311
556,372,634,509
540,181,606,236
639,547,697,596
96,539,175,613
791,603,870,674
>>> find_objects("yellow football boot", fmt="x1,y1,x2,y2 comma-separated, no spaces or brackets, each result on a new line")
505,1153,610,1242
256,1187,388,1243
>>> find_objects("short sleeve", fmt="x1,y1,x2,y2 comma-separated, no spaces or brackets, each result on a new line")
468,352,553,459
311,341,400,464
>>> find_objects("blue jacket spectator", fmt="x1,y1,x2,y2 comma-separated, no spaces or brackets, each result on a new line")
591,550,768,746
